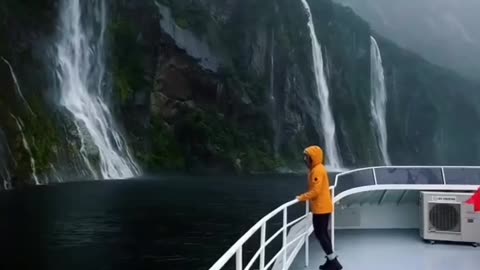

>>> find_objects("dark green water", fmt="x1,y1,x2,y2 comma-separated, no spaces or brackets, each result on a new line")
0,174,308,270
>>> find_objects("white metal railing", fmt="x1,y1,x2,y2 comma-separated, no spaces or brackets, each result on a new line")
209,198,311,270
331,165,480,194
332,165,480,188
329,165,480,250
210,165,480,270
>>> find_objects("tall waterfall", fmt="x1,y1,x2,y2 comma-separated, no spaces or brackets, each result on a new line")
10,114,39,185
370,36,391,165
1,57,34,115
270,30,280,157
54,0,140,179
300,0,343,168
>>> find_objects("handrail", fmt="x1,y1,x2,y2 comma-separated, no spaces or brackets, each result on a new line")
333,165,480,188
264,229,311,269
209,198,307,270
330,165,480,250
244,212,309,270
210,165,480,270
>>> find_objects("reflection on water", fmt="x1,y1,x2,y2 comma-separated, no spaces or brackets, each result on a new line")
51,215,122,247
0,175,305,270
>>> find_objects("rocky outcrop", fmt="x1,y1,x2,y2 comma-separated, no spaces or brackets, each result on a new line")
156,2,221,72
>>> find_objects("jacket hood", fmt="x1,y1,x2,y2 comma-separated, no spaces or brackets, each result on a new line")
304,145,324,168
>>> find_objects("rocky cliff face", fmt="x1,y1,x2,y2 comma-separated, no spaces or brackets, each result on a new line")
336,0,480,82
112,0,326,173
377,35,480,165
0,0,479,188
0,0,63,187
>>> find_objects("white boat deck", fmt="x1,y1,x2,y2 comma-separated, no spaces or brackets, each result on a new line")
290,229,480,270
209,166,480,270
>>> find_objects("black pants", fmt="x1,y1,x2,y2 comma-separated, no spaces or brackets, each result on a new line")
312,214,333,255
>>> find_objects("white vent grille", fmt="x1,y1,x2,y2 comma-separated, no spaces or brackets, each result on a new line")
428,203,461,233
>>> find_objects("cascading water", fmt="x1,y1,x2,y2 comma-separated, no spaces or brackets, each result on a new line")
269,31,275,103
1,57,34,115
10,114,39,185
50,163,63,183
0,128,12,189
54,0,140,179
300,0,343,168
370,36,391,165
0,168,11,190
270,30,280,157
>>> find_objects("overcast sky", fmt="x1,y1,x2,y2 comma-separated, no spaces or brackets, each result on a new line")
335,0,480,81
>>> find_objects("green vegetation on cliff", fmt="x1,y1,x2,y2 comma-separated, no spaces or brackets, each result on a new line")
110,0,293,173
110,20,146,105
23,99,60,174
173,110,281,172
0,82,59,184
142,121,185,171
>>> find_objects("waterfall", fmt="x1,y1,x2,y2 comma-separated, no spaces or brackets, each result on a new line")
370,36,391,165
1,169,11,190
0,128,12,189
10,114,40,185
50,163,64,183
269,31,275,103
300,0,343,168
1,57,34,115
270,30,280,157
0,165,11,190
0,129,15,169
54,0,140,179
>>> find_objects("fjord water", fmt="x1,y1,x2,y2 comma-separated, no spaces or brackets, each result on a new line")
0,175,307,270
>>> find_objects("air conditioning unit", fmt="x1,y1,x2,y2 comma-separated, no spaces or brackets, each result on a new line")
419,191,480,246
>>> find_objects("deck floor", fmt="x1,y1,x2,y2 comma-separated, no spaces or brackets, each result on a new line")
290,229,479,270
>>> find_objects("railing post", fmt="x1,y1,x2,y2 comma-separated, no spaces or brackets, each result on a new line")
331,188,335,251
260,223,266,270
372,168,378,185
282,208,288,270
441,167,446,185
236,247,242,270
304,202,310,267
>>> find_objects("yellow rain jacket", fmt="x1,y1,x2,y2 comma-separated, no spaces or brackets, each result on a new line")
298,146,333,214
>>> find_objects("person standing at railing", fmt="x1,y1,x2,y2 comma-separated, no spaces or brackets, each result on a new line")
296,145,343,270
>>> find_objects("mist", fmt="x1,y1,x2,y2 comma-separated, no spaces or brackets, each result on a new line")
336,0,480,81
